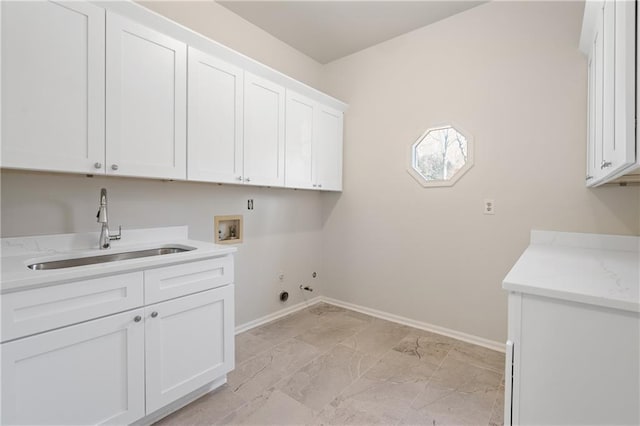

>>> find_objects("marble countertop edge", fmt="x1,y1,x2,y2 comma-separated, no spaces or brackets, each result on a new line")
1,227,237,294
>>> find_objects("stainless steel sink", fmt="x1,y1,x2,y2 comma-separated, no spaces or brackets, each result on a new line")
27,246,195,270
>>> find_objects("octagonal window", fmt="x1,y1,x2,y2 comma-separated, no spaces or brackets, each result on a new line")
408,125,474,187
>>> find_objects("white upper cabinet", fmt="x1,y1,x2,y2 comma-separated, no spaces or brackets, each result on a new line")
1,1,346,188
284,91,344,191
106,12,187,180
243,72,286,186
581,0,637,186
187,47,244,184
315,105,344,191
1,1,105,174
285,91,317,189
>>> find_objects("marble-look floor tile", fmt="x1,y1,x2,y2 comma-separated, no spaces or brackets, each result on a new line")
278,344,378,411
364,349,438,385
296,312,370,351
448,341,505,374
308,303,346,316
247,309,320,345
228,337,321,401
154,304,505,426
319,347,439,425
319,375,419,425
341,318,412,359
219,388,315,426
154,385,246,426
235,331,275,365
489,377,505,426
341,309,376,324
404,356,502,426
392,330,457,366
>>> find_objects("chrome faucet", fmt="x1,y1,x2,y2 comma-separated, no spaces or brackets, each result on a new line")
96,188,121,249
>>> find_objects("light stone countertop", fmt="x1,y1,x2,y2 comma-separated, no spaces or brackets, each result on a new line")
503,230,640,313
1,226,237,294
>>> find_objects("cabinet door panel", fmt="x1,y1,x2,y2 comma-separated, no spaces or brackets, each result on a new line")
188,48,243,183
1,0,105,174
145,285,234,413
316,106,344,191
243,73,285,186
106,12,186,179
1,309,145,425
285,91,316,189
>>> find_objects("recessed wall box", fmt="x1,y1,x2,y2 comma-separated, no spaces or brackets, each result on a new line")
214,215,243,244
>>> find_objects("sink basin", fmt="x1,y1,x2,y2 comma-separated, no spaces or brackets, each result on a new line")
27,246,195,270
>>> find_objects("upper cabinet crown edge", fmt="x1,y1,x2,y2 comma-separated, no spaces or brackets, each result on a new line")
93,0,347,112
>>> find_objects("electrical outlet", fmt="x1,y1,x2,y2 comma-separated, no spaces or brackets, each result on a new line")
247,199,254,210
484,199,495,215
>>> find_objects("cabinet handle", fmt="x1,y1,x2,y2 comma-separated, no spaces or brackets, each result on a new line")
111,164,119,171
134,315,142,322
318,184,322,188
236,176,242,181
601,161,612,169
151,311,158,318
94,162,102,169
245,177,251,182
312,184,317,188
586,175,593,181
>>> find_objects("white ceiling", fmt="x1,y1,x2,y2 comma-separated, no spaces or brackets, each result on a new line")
216,1,486,64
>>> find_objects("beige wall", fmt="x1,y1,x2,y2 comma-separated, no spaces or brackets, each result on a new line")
137,0,322,88
319,1,640,343
1,170,324,326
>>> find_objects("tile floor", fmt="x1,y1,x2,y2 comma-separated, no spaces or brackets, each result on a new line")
155,303,505,426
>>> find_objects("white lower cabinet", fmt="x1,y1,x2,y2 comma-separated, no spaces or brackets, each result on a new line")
504,292,639,425
0,257,235,425
1,309,146,425
145,286,235,413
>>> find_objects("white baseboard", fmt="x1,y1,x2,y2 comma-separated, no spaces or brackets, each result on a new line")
234,295,504,353
321,297,505,353
235,296,322,334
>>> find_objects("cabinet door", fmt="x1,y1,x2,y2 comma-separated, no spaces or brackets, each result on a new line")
586,13,605,185
315,105,344,191
188,47,244,184
106,12,187,180
1,1,105,174
608,0,636,175
145,285,235,413
600,0,616,175
243,72,285,186
285,90,316,189
1,309,145,425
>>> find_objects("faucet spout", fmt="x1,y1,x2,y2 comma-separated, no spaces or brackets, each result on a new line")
96,188,121,249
